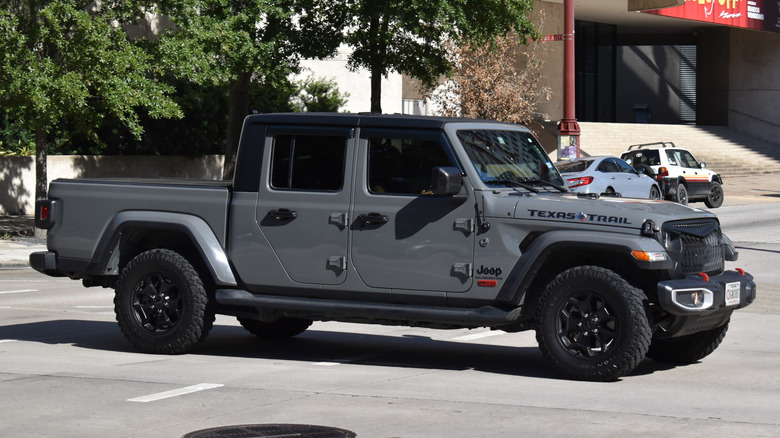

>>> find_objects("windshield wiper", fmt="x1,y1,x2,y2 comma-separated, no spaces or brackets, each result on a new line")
482,178,540,193
518,178,568,193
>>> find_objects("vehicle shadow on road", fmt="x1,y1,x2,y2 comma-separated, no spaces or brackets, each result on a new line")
1,319,683,381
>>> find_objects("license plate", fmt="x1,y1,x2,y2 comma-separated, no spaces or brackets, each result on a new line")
725,282,741,306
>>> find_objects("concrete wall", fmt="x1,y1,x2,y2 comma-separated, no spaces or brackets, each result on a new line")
728,28,780,145
0,155,224,215
532,0,565,122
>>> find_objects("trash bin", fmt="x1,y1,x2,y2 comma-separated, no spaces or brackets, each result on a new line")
633,104,650,123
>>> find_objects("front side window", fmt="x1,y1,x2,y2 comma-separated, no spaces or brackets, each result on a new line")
666,150,700,169
614,159,636,173
367,136,455,195
270,134,346,191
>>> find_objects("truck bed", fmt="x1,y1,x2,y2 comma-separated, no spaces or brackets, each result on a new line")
45,177,232,269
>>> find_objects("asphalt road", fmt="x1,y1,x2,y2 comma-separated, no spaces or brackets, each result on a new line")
2,204,779,438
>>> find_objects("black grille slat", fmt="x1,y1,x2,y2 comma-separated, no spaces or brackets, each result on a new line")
679,232,724,274
663,219,724,274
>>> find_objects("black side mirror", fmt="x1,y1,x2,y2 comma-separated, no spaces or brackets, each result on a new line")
431,166,462,196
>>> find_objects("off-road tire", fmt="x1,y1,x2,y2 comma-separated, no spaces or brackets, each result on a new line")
675,184,689,205
536,266,652,381
115,249,214,354
646,322,728,364
704,181,724,208
649,185,661,200
238,317,312,339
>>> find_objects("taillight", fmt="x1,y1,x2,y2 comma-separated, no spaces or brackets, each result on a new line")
35,199,58,229
656,166,669,181
567,176,594,188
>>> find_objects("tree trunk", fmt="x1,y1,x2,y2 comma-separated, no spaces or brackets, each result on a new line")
34,122,48,202
370,70,382,113
223,72,252,180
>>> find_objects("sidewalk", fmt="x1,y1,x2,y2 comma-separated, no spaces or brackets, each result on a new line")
2,174,778,268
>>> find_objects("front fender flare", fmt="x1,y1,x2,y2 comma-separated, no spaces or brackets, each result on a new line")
496,230,671,304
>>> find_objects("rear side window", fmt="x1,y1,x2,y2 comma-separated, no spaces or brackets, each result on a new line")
271,134,347,191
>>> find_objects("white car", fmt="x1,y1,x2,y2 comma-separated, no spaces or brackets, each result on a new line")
620,142,723,207
556,156,661,199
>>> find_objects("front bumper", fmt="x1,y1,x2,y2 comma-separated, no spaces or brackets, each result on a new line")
656,269,756,337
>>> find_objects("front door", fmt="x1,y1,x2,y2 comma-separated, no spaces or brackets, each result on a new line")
350,128,475,293
256,126,354,285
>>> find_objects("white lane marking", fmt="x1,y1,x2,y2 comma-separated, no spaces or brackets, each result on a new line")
74,306,114,309
313,353,380,366
0,289,37,295
0,339,18,343
453,330,506,341
127,383,224,403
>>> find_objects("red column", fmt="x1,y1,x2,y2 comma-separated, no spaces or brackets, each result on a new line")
557,0,580,160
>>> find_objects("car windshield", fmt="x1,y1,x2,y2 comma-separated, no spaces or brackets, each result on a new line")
457,129,565,189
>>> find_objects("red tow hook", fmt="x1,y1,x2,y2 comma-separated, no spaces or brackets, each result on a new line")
736,268,746,276
697,272,710,282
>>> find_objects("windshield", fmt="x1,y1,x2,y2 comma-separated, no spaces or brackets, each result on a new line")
457,129,565,188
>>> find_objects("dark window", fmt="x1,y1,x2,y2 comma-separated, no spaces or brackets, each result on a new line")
614,159,635,173
270,134,346,191
368,137,455,195
597,159,620,173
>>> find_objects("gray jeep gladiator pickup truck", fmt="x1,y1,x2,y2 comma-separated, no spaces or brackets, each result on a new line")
30,113,755,381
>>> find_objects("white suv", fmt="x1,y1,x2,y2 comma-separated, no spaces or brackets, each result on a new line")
620,142,723,208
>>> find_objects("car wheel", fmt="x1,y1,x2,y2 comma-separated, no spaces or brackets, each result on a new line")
238,317,313,338
649,185,661,200
535,266,651,381
704,181,724,208
675,184,688,205
114,249,214,354
646,322,728,364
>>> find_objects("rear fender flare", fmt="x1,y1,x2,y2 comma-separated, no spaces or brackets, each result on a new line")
87,211,237,286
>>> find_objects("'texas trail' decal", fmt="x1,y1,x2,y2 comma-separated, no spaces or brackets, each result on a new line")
527,209,632,225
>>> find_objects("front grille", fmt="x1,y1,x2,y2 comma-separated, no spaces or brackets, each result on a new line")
664,219,724,274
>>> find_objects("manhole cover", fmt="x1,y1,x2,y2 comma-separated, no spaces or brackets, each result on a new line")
182,424,357,438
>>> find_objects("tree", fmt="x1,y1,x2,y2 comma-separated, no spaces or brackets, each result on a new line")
290,76,350,112
427,32,551,125
342,0,537,113
0,1,182,201
152,0,348,179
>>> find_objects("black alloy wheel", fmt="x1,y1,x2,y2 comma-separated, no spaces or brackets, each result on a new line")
115,249,214,354
536,266,651,381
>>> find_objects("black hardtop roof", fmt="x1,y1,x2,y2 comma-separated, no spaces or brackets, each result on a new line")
245,112,523,130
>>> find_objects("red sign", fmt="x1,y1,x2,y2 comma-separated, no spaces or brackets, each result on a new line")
533,34,563,42
645,0,780,33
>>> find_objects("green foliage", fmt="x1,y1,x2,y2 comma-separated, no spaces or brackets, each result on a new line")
0,1,182,142
291,76,350,112
343,0,537,88
0,114,35,156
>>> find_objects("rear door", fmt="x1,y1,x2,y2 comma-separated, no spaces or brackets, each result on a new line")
350,128,475,293
256,126,354,285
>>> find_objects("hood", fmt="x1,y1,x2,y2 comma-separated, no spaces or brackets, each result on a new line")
482,191,716,230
